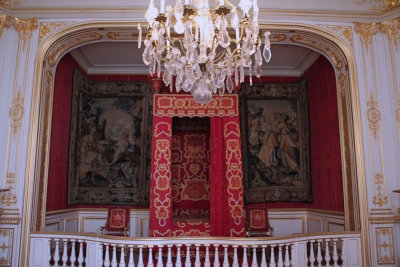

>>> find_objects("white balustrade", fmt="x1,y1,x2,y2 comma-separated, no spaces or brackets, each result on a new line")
29,232,362,267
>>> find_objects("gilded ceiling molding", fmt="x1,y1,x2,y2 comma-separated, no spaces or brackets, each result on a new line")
356,0,400,11
47,31,104,68
38,22,68,45
0,0,21,8
379,17,400,50
354,22,378,51
13,17,38,50
0,14,11,40
324,25,354,49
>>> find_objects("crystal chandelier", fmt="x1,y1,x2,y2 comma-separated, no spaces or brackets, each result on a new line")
140,0,271,104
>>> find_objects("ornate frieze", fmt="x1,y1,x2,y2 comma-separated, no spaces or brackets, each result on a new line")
0,0,20,8
357,0,400,11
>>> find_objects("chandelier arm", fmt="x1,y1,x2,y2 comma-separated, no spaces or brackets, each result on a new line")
233,21,250,45
214,49,228,63
224,0,235,9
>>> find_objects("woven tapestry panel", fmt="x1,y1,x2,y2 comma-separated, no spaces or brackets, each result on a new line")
239,80,311,203
67,70,153,206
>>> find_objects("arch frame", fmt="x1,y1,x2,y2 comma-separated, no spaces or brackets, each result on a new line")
21,21,369,266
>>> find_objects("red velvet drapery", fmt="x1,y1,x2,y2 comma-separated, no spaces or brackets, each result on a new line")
149,94,245,237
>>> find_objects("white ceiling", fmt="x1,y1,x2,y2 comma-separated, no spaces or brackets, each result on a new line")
70,42,321,77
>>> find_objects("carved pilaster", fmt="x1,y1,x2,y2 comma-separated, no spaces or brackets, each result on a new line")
380,18,400,50
0,15,11,41
13,17,38,50
354,22,378,51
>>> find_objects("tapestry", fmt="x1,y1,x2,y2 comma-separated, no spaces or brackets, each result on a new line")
239,80,311,203
67,70,153,206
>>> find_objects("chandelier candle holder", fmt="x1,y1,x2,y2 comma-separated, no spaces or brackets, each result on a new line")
140,0,271,104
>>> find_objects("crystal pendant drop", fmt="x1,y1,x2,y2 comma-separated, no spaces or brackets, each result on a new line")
193,77,212,104
263,47,272,62
226,75,234,93
138,23,142,49
235,67,239,86
240,65,245,83
255,64,262,78
263,31,272,62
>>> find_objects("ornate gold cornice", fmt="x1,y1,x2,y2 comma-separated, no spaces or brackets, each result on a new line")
354,22,378,50
13,17,38,49
379,17,400,49
0,14,11,39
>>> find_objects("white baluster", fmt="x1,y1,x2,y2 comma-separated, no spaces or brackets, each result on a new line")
176,245,182,267
70,240,76,266
185,245,191,267
204,245,211,267
157,245,163,267
324,239,331,266
223,245,229,267
104,243,111,267
260,245,267,267
195,244,201,267
47,239,52,266
316,240,323,267
332,239,339,267
309,240,315,267
148,245,154,267
277,245,283,267
98,242,104,267
62,239,68,267
167,245,173,267
341,239,344,266
110,244,117,267
54,239,60,267
242,246,248,267
77,240,84,267
232,245,239,267
137,245,144,267
284,245,290,267
214,245,220,267
290,243,296,267
120,245,126,267
251,246,258,267
128,245,135,267
269,245,276,267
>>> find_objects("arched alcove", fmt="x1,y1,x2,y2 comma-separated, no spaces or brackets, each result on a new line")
26,24,363,241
